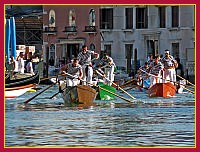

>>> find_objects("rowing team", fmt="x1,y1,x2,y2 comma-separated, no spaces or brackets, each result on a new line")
59,45,116,87
136,49,180,89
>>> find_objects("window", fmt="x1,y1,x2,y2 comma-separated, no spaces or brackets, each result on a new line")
49,10,55,27
147,39,158,57
172,43,179,58
125,8,133,29
136,7,148,29
89,9,95,26
159,6,166,28
100,8,113,29
89,43,95,51
172,6,179,27
49,44,55,60
125,44,133,73
104,45,111,56
69,10,76,26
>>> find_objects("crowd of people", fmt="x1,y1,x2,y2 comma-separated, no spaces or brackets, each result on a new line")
136,49,182,88
59,45,116,87
7,46,183,90
6,52,35,78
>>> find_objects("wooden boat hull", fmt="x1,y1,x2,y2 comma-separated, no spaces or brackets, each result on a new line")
5,72,39,88
61,85,97,106
5,84,35,98
96,82,116,100
148,82,176,98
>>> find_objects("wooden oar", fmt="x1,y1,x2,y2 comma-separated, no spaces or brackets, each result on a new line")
176,74,195,87
65,73,136,103
95,69,136,100
49,80,66,99
40,73,67,82
119,78,137,88
24,82,57,104
181,87,195,94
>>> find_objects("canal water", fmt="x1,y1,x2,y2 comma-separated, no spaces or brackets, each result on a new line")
5,84,195,147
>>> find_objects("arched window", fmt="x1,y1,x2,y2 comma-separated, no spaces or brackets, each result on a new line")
69,10,76,26
49,44,55,61
89,43,95,51
89,9,95,26
49,10,55,27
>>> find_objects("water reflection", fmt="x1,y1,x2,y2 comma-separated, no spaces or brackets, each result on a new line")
5,85,195,147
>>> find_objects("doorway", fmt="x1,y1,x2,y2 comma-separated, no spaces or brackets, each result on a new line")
66,44,80,62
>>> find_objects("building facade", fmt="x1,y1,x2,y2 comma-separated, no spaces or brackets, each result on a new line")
43,5,101,66
100,5,195,81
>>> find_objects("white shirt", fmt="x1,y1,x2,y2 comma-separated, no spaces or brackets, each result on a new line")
18,58,24,74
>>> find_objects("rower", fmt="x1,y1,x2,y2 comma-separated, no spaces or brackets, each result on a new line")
161,50,178,83
60,58,83,87
136,62,149,87
97,53,116,86
148,54,164,87
77,45,99,85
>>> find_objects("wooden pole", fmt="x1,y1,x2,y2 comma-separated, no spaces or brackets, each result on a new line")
176,74,195,87
134,48,137,76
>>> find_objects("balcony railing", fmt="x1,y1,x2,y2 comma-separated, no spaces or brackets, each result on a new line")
63,26,77,34
84,26,97,33
43,27,57,34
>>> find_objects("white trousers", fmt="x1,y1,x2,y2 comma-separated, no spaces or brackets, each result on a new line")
66,78,80,86
163,68,176,83
149,73,162,87
82,65,93,85
104,66,115,86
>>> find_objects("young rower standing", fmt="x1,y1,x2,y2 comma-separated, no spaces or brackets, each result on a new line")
77,45,99,85
161,50,178,83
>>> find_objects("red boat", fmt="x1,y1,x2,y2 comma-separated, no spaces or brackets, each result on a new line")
148,82,176,98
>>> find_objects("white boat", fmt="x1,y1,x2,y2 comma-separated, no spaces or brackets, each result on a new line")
5,84,35,98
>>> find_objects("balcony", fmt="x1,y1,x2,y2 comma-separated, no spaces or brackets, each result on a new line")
63,26,77,35
83,26,97,34
43,27,57,35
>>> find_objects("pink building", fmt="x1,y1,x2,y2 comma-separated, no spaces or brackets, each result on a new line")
43,5,100,66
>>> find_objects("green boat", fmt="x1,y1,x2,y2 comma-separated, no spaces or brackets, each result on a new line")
96,82,117,100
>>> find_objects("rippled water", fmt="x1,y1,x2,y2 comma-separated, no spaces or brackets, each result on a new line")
5,85,195,147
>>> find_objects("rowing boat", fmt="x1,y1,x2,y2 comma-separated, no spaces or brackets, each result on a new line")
5,72,39,88
148,82,176,98
61,85,97,107
5,84,36,98
95,82,116,100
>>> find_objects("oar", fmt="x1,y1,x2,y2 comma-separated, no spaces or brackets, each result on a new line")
94,69,136,100
181,87,195,94
176,74,195,87
119,78,137,88
49,80,66,99
40,73,67,82
65,73,136,103
24,82,57,104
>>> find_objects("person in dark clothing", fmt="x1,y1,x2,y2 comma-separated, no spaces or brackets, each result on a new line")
175,57,184,80
49,56,55,66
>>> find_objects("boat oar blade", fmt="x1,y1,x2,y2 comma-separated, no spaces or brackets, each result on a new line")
24,83,57,104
